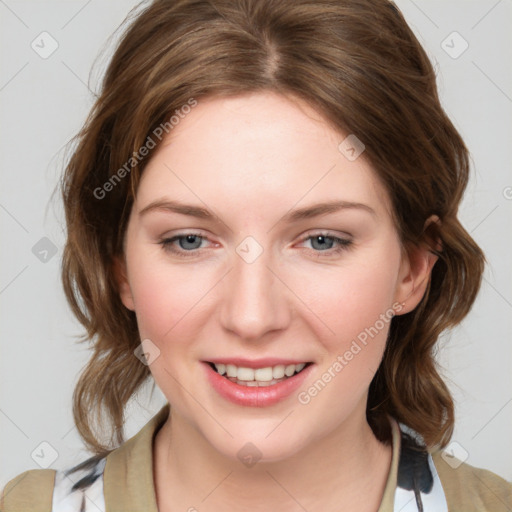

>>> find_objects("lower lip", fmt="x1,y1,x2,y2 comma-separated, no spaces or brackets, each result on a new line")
202,362,314,407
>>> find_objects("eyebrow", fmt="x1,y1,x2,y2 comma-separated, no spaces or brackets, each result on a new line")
281,200,376,222
139,199,214,219
138,198,376,222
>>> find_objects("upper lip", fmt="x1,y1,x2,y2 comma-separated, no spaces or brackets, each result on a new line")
204,358,312,368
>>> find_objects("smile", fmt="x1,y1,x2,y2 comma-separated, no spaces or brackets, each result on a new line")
208,362,311,387
203,360,315,407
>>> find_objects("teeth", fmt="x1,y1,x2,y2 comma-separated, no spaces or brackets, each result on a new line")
272,365,285,379
284,364,296,377
213,362,308,382
237,367,255,381
254,367,273,381
235,378,284,387
226,364,237,377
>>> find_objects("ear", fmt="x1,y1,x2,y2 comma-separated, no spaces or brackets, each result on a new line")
112,255,136,311
394,215,441,315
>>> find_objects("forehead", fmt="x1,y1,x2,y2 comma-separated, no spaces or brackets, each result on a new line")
136,92,391,218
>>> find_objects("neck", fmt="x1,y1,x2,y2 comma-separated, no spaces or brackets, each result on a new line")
153,403,392,512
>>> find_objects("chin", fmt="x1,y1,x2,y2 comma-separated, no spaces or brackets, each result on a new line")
203,420,312,465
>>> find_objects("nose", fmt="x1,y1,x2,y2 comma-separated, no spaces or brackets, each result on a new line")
219,243,291,341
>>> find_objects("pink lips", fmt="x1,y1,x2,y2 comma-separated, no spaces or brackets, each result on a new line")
202,360,314,407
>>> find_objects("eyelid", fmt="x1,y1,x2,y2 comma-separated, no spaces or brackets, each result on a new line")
297,229,353,242
159,229,353,259
295,231,353,255
160,230,351,246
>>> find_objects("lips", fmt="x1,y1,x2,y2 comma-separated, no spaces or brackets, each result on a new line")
202,360,314,407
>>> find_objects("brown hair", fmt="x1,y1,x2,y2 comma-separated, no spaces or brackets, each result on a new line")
61,0,485,456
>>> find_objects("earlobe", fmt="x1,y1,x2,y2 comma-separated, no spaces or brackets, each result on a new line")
394,216,441,315
112,255,136,311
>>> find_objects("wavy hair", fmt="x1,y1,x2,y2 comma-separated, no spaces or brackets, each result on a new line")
61,0,485,456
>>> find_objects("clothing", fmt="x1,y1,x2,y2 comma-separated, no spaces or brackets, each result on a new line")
1,404,511,511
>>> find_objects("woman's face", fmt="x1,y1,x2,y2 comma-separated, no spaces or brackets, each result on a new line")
117,91,428,462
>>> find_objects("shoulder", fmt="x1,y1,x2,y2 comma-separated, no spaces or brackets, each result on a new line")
1,469,56,512
431,450,512,511
1,405,169,512
1,455,107,512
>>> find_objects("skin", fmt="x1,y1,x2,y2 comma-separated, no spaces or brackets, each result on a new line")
114,91,437,511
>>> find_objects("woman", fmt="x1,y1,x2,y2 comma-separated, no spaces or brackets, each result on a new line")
2,0,511,511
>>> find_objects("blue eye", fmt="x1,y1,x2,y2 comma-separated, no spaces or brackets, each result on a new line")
302,234,352,255
159,232,352,258
159,233,207,257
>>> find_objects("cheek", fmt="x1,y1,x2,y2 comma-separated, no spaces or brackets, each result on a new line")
294,248,400,372
125,245,209,342
293,261,399,422
306,263,397,337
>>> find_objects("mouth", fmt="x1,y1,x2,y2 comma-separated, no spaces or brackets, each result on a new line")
206,361,313,387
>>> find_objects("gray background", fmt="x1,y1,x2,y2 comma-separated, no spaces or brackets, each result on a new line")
1,0,511,488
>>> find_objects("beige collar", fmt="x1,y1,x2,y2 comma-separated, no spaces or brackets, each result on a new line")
103,404,400,511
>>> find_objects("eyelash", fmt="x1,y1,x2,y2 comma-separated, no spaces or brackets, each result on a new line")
158,232,353,259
